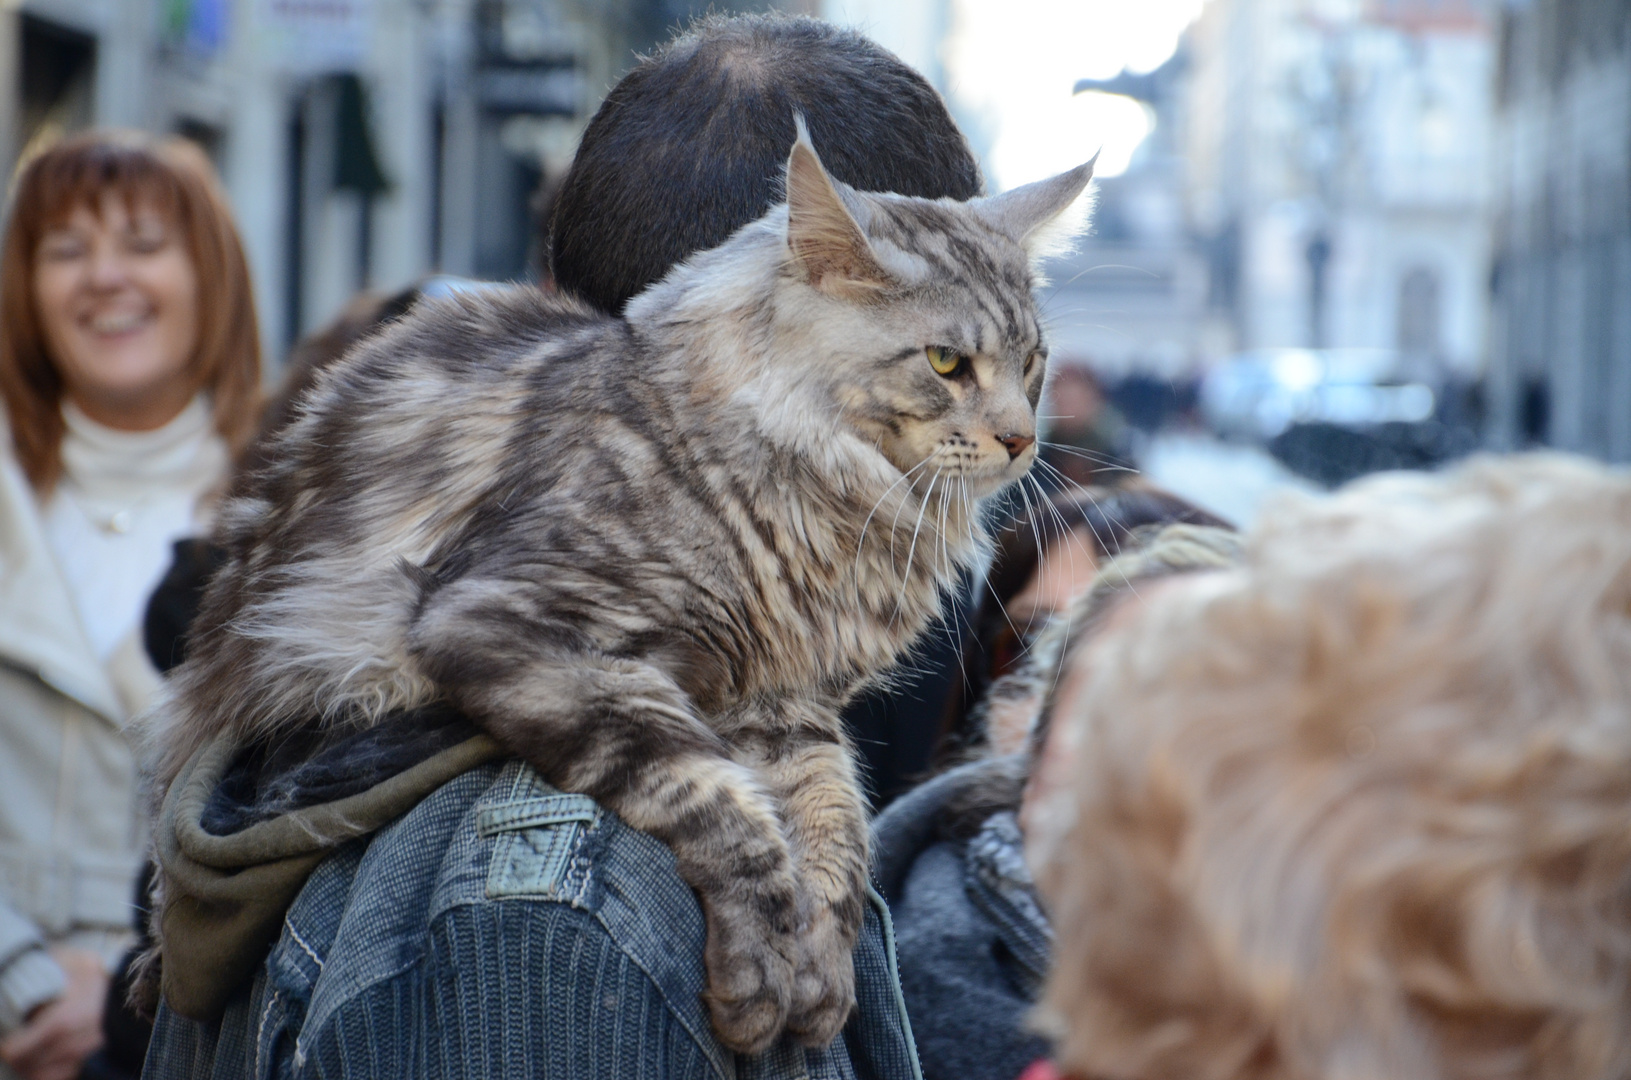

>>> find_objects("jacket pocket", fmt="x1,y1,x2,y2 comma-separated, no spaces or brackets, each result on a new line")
477,793,599,901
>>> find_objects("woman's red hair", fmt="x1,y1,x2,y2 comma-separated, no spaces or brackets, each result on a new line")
0,130,262,492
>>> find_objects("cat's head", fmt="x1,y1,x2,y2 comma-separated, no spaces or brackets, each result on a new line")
764,125,1095,500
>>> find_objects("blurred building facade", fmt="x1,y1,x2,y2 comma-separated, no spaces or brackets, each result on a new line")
1040,55,1213,382
1182,0,1495,377
1485,0,1631,459
0,0,803,365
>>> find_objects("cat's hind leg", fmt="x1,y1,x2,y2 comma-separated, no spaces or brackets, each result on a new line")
409,590,800,1055
727,697,870,1048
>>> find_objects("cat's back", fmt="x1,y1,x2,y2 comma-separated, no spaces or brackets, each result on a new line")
253,286,628,518
208,284,643,603
313,285,624,423
172,286,637,749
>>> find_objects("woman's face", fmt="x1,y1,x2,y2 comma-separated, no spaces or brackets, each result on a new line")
33,193,199,430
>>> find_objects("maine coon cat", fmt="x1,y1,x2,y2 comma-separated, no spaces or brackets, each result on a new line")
149,129,1093,1053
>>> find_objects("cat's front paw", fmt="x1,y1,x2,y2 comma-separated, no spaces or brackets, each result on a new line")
787,900,859,1047
701,886,800,1055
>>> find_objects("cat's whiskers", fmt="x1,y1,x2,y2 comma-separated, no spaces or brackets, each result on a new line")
1018,470,1125,690
884,462,927,566
980,469,1048,662
1036,440,1138,474
1029,468,1105,581
856,457,933,590
932,457,982,578
934,474,952,580
1031,454,1127,514
892,466,943,624
998,472,1096,671
961,476,978,561
886,448,952,566
1028,458,1149,602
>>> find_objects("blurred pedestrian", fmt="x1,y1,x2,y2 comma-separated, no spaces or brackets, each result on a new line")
937,485,1228,764
875,524,1242,1080
1038,364,1130,489
1029,454,1631,1080
0,130,260,1080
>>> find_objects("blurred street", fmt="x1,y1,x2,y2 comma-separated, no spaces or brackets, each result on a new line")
1138,430,1319,528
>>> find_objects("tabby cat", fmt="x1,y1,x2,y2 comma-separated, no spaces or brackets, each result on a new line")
151,129,1093,1053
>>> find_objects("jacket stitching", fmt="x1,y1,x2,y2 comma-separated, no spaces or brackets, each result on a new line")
486,820,591,900
255,985,282,1080
869,887,924,1080
284,916,326,970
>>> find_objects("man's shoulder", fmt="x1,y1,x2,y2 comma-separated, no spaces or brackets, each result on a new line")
147,760,923,1080
281,761,735,1067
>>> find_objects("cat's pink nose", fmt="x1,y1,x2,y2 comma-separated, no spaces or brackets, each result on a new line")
997,433,1035,460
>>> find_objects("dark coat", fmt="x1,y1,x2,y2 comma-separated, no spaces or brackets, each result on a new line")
873,760,1052,1080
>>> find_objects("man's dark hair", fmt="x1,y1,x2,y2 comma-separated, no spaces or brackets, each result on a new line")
550,13,983,315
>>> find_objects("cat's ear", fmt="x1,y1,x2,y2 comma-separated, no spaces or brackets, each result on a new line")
972,154,1098,264
784,118,891,298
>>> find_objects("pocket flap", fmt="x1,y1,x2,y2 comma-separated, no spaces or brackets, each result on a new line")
476,794,599,837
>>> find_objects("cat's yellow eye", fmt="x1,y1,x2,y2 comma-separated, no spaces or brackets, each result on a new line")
927,345,964,377
1024,351,1043,376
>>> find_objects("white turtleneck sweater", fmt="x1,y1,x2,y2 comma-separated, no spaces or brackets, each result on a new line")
39,397,229,662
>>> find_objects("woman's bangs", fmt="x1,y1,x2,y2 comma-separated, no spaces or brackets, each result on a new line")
20,142,185,240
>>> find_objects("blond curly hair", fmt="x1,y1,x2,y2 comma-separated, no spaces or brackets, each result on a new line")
1034,454,1631,1080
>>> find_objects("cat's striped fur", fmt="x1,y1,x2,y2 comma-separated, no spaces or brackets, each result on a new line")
147,133,1093,1052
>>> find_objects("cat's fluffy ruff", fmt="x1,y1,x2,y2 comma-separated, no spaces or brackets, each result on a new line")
145,136,1093,1052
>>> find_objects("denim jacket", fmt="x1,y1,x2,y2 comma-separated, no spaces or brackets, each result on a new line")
143,760,923,1080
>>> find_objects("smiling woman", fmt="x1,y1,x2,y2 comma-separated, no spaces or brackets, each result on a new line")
0,131,260,1080
1,132,260,489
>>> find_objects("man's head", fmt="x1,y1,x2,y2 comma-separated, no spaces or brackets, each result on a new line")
1032,454,1631,1080
550,13,982,315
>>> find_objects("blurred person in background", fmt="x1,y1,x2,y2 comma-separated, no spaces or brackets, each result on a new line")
875,524,1241,1080
936,486,1227,765
1036,364,1131,490
1027,454,1631,1080
0,131,260,1080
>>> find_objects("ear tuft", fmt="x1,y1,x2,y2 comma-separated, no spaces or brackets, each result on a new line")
973,154,1099,266
785,117,891,298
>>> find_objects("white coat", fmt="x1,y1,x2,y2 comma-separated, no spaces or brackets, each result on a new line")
0,443,161,1037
